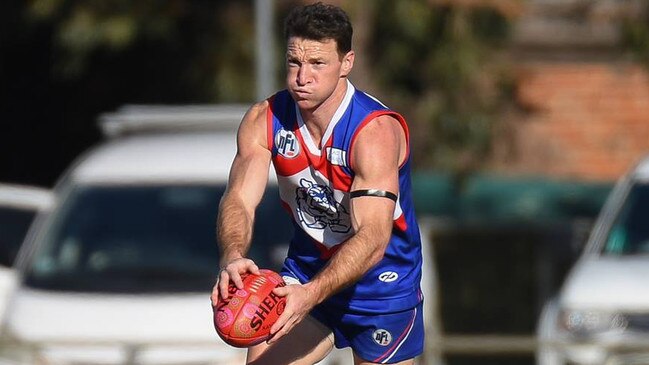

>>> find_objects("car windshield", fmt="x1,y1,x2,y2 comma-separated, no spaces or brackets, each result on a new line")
0,207,37,268
24,185,293,293
603,182,649,255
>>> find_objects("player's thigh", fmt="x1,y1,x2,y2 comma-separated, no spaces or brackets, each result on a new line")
353,353,414,365
246,314,334,365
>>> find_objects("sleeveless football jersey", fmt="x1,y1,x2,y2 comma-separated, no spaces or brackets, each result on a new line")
267,81,423,313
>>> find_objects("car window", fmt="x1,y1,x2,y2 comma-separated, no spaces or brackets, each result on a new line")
24,185,293,293
0,207,38,268
604,182,649,255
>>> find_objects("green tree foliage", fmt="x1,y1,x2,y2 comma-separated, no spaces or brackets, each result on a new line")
20,0,515,175
621,5,649,64
365,0,514,173
26,0,256,102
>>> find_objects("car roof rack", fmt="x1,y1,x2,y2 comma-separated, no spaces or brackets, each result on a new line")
0,183,53,209
98,104,249,138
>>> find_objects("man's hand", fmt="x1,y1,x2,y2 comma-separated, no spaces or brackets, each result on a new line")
267,282,319,344
210,258,260,306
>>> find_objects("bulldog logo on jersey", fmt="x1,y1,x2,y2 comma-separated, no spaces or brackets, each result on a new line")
275,129,300,158
295,179,351,233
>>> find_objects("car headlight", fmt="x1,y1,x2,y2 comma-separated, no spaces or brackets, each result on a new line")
559,309,628,336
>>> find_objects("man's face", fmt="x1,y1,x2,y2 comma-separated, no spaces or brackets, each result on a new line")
285,37,353,111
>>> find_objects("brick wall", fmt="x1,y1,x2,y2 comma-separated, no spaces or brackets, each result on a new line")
491,62,649,182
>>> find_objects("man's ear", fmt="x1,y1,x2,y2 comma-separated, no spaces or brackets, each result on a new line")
341,51,355,77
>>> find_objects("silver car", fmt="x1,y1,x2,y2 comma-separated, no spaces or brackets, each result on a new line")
537,154,649,365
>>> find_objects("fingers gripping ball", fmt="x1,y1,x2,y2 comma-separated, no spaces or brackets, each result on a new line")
214,269,287,347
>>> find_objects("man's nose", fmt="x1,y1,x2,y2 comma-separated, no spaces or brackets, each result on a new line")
297,65,311,85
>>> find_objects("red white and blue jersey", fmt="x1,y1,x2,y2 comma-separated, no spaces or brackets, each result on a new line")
267,81,423,313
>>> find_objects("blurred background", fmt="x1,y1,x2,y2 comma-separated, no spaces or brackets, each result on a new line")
2,0,649,364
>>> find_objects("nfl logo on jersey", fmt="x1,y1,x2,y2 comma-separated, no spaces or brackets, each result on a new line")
275,129,299,158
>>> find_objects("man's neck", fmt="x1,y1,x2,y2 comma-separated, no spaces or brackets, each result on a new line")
300,79,348,145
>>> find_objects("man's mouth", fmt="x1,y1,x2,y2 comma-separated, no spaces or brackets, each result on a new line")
293,89,310,97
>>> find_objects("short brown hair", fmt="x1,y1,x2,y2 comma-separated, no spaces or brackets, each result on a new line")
284,2,353,55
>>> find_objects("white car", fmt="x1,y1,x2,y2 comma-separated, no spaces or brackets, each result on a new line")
0,104,439,365
0,184,53,268
0,105,272,365
537,154,649,365
0,184,52,324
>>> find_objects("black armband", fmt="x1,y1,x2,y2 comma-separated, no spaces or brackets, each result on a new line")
350,189,398,202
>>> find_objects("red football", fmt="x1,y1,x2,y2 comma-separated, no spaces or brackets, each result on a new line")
213,269,287,347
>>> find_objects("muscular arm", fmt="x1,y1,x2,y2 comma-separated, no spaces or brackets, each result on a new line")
269,114,407,341
212,101,271,302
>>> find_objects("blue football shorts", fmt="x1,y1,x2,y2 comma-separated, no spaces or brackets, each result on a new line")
281,272,424,363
